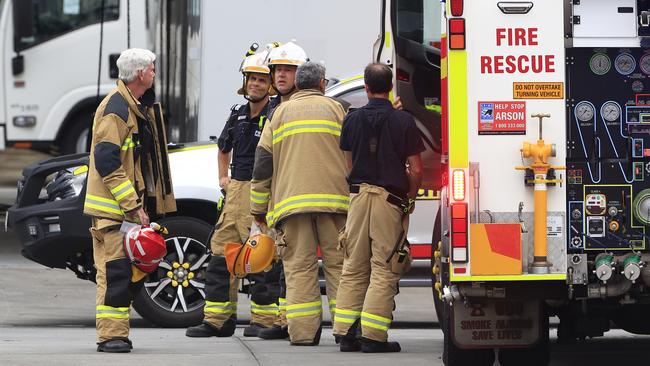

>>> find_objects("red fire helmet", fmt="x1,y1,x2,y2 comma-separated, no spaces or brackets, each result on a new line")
123,225,167,273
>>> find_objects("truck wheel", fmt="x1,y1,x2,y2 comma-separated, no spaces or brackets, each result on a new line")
498,310,550,366
442,302,495,366
60,111,93,154
132,216,212,327
431,207,443,322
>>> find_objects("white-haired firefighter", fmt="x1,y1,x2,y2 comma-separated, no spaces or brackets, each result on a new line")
83,48,176,353
185,45,282,338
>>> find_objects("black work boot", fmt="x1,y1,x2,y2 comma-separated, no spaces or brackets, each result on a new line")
290,325,322,346
97,337,133,353
361,337,401,353
243,323,268,337
185,317,236,338
258,325,289,340
336,319,361,352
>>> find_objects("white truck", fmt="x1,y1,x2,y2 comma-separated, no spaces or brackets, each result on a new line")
436,0,650,365
0,0,146,153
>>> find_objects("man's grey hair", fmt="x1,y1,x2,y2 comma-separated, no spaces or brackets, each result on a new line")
116,48,156,83
295,62,326,90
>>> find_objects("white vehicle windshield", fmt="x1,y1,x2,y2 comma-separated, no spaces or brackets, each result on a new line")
16,0,119,50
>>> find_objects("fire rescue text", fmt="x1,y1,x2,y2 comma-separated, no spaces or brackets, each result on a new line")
480,28,556,74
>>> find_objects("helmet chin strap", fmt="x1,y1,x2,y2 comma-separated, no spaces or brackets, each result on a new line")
245,92,269,103
271,68,296,97
243,73,270,102
274,85,295,97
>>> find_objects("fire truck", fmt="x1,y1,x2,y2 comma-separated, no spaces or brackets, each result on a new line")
435,0,650,365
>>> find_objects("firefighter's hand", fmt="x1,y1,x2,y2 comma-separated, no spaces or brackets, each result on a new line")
392,97,403,110
133,207,150,226
219,176,231,190
253,214,267,226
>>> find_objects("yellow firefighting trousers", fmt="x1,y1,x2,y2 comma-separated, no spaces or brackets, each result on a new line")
333,184,405,342
92,220,141,342
203,180,280,328
278,213,345,344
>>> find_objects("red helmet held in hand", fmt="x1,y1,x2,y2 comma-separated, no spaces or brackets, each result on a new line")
124,224,167,273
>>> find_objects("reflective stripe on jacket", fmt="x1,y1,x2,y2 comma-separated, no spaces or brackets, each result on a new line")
251,89,349,226
84,80,176,222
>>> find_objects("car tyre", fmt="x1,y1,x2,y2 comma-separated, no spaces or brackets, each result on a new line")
133,216,212,328
498,304,550,366
442,301,496,366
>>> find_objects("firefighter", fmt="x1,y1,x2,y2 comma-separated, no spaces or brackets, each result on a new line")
255,40,308,340
185,48,281,338
84,48,176,353
251,61,348,346
333,63,424,352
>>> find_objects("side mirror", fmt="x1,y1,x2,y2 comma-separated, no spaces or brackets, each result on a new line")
13,0,34,52
12,55,24,75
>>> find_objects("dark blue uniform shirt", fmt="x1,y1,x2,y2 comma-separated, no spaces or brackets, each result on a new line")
217,100,272,181
340,98,425,198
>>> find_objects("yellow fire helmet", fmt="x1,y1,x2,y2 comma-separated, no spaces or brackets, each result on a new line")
224,233,275,278
237,47,274,96
266,41,308,67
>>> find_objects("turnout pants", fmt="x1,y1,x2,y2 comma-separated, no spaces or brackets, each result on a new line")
333,184,405,342
92,220,143,342
278,213,346,344
203,180,280,328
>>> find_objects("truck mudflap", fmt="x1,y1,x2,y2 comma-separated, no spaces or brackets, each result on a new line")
451,299,542,348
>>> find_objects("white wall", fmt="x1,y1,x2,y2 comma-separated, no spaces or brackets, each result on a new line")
198,0,380,140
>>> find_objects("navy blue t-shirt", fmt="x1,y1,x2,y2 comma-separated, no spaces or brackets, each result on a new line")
217,100,271,181
340,98,425,198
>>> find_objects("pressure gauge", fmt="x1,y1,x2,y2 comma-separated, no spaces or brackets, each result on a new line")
590,53,611,75
601,101,621,122
615,53,636,75
640,54,650,75
575,101,595,122
632,80,644,93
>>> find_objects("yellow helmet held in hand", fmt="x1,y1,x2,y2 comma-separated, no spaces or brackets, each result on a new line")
225,233,275,278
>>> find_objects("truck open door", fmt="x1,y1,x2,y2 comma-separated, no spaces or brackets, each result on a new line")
375,0,443,191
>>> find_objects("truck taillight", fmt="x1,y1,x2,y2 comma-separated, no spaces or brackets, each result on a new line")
452,169,465,201
450,0,464,16
451,203,468,262
448,18,465,50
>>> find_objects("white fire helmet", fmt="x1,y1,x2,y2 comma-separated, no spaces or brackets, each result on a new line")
266,41,308,68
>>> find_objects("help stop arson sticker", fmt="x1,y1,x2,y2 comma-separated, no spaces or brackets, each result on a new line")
478,101,526,135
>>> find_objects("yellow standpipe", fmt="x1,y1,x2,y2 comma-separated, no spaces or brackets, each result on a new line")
516,114,565,274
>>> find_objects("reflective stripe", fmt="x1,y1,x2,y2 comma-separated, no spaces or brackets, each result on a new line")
278,297,287,311
250,189,270,204
121,137,136,151
73,165,88,175
266,212,276,227
448,47,468,169
96,305,129,319
251,301,279,315
361,312,391,332
272,120,341,144
268,194,349,222
85,194,123,215
334,308,361,324
204,300,237,314
329,299,337,315
111,180,136,202
286,300,322,319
